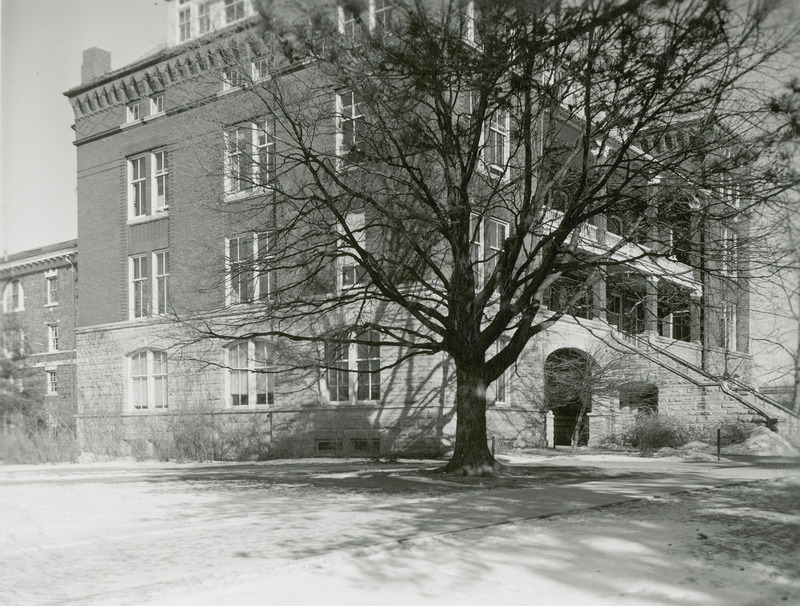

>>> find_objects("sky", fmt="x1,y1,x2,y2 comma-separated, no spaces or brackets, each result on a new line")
0,0,168,256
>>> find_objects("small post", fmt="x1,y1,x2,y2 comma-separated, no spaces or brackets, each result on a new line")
717,428,721,461
491,436,495,456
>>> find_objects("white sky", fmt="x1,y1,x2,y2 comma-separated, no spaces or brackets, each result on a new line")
0,0,168,256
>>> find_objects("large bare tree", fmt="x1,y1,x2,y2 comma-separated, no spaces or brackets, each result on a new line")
187,0,798,473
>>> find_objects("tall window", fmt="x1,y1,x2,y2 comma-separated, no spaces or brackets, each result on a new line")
722,227,738,278
46,274,58,305
178,7,191,42
130,351,168,409
225,0,245,24
226,341,274,407
255,120,275,187
46,370,58,396
493,338,509,405
226,126,249,192
3,280,24,313
153,150,169,210
372,0,392,31
326,340,350,402
337,91,363,161
338,213,366,290
153,251,169,314
470,215,508,287
485,110,509,176
339,5,358,42
198,2,211,34
721,302,737,351
356,331,381,401
130,156,147,217
47,324,59,352
131,255,149,318
226,232,271,304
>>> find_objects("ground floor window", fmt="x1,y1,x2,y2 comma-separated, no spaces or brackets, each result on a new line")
226,340,275,407
129,350,168,409
324,331,381,403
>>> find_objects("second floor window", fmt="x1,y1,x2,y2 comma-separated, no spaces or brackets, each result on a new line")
485,110,509,176
470,215,508,288
179,7,191,42
131,255,149,319
226,232,272,305
154,251,170,315
48,324,59,352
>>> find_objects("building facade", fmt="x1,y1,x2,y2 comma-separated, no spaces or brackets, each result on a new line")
0,240,79,428
64,0,798,458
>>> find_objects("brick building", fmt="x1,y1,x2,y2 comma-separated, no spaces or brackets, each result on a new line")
0,240,78,428
63,0,798,458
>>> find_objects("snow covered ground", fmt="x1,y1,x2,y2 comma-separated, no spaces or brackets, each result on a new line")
1,453,798,605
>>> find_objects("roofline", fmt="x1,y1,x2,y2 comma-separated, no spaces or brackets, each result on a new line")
0,239,78,274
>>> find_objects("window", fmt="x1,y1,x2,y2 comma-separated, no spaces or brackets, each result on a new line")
372,0,392,31
337,90,363,162
226,232,271,305
127,102,140,123
129,350,168,409
225,121,275,195
47,324,59,352
338,212,367,290
339,4,359,42
3,280,24,312
485,109,509,176
326,340,350,402
325,333,381,403
178,7,191,42
722,227,738,278
46,274,58,305
356,331,380,401
225,0,245,24
130,255,149,318
153,150,169,211
150,94,164,115
130,156,148,217
222,68,242,91
721,302,737,351
252,57,269,81
153,251,169,314
470,215,508,287
198,2,211,34
493,338,509,405
226,340,275,407
46,370,58,395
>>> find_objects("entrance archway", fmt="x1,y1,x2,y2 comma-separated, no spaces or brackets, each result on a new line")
545,348,594,446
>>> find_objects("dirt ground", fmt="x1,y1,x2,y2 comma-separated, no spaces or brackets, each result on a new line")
1,453,798,605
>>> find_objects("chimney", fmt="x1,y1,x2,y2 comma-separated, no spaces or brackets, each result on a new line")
81,47,111,84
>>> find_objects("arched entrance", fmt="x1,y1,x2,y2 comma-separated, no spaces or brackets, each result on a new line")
545,348,593,447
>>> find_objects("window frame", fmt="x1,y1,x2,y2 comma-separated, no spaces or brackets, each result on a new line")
324,333,381,404
129,155,148,218
224,340,275,408
337,212,367,290
129,350,169,410
222,68,243,92
198,1,211,35
224,0,246,24
152,149,169,212
225,232,272,305
126,102,140,123
336,90,364,165
492,338,510,406
224,121,275,197
150,93,165,115
178,6,192,42
45,271,58,307
252,57,269,81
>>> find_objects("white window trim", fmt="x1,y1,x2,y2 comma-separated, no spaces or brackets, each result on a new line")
46,368,58,396
178,6,192,42
149,94,165,117
152,149,169,212
224,0,246,25
223,340,275,408
335,90,363,168
128,155,148,221
197,1,212,36
252,57,269,81
128,350,169,410
128,150,170,221
224,121,275,199
221,68,243,92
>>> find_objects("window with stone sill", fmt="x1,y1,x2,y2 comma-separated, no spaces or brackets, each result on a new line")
129,350,168,410
226,340,275,407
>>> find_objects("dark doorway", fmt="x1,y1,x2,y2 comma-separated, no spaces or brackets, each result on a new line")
545,348,593,446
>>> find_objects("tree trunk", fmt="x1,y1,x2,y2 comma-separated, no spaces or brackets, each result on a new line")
441,363,499,475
